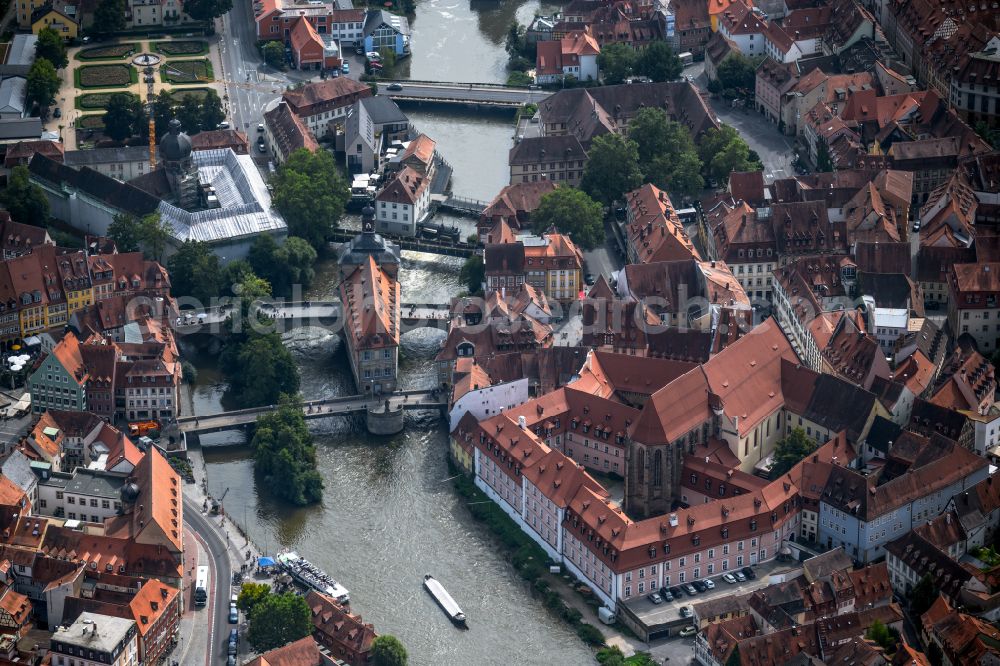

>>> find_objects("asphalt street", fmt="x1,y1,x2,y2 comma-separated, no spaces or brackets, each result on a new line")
184,497,234,666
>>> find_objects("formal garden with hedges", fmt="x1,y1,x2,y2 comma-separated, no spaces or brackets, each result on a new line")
160,59,214,84
76,64,138,88
154,40,209,56
77,115,106,130
77,43,141,61
75,91,140,110
166,87,213,104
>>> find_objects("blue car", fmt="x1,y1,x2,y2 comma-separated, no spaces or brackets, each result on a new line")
342,62,350,74
228,605,238,624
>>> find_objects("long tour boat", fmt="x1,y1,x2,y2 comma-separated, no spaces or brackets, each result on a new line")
423,574,467,627
276,551,350,605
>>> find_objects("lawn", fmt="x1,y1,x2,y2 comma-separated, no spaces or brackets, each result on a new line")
154,40,209,57
76,64,137,89
77,114,106,130
75,91,140,110
76,42,141,61
160,59,214,84
166,87,212,104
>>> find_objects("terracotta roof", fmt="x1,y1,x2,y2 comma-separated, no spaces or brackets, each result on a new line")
951,262,1000,293
289,16,323,56
401,134,436,166
263,101,318,157
281,77,372,114
339,256,400,348
624,184,700,263
246,636,322,666
104,447,183,553
0,585,30,627
376,166,427,206
481,181,557,227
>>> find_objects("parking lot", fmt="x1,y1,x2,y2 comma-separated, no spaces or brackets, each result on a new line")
621,558,800,640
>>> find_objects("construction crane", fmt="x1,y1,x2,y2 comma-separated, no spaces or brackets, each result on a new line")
144,65,157,170
211,487,230,515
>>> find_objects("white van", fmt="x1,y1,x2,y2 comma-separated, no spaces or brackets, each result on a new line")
598,606,616,625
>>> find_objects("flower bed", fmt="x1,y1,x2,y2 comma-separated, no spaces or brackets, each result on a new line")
76,64,137,89
167,87,212,104
78,115,106,130
160,59,214,84
155,40,209,56
77,43,141,61
75,91,140,110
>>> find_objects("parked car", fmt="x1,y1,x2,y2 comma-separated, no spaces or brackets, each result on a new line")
53,108,61,118
257,143,266,153
228,629,238,656
703,578,715,590
734,571,747,582
228,605,238,624
741,566,756,580
683,584,698,596
342,62,350,73
669,586,684,598
218,121,230,129
679,606,693,618
647,592,663,605
692,580,707,593
912,220,921,232
257,123,265,132
679,625,698,637
387,83,403,91
722,573,737,584
227,657,236,666
659,587,673,602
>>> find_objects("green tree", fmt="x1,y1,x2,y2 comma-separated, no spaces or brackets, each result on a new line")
26,58,60,110
246,591,312,652
177,94,203,135
237,582,271,613
460,254,484,294
716,53,758,92
138,212,172,261
250,395,321,505
92,0,126,34
635,41,682,82
506,71,532,87
628,107,704,199
815,136,834,173
581,133,643,206
224,333,300,408
108,213,141,253
262,41,285,70
770,428,817,478
153,90,175,137
102,92,144,142
378,47,397,73
865,619,897,652
698,125,756,185
504,21,526,58
166,240,222,303
0,166,50,224
597,43,636,85
908,574,939,618
576,622,605,646
35,28,68,69
248,235,317,297
221,259,254,296
531,187,604,249
270,148,349,250
182,0,233,21
370,635,408,666
199,89,225,131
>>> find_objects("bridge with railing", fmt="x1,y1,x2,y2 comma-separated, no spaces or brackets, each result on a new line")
173,301,453,332
382,81,552,108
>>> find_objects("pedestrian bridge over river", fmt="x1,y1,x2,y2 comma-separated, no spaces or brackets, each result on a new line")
175,301,453,332
382,81,552,108
177,389,447,442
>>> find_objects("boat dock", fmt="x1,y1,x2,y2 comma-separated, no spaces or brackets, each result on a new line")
423,574,467,627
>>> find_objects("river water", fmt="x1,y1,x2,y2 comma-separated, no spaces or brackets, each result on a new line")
190,2,599,662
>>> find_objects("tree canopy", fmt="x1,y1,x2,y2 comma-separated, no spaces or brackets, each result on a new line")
92,0,126,34
634,42,682,83
251,395,322,505
371,635,408,666
103,93,144,142
581,134,643,206
597,43,636,85
627,107,704,199
815,136,834,173
222,328,300,409
0,166,50,224
865,619,898,653
166,240,223,303
460,254,485,295
698,125,759,185
770,428,817,478
716,53,759,92
177,94,203,135
262,41,285,70
26,58,60,110
35,28,68,69
182,0,233,21
246,591,312,652
270,148,350,250
507,71,532,87
248,235,317,297
531,187,604,249
200,89,226,131
236,582,271,613
152,90,175,137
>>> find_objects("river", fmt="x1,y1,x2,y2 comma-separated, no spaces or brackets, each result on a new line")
187,254,596,665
